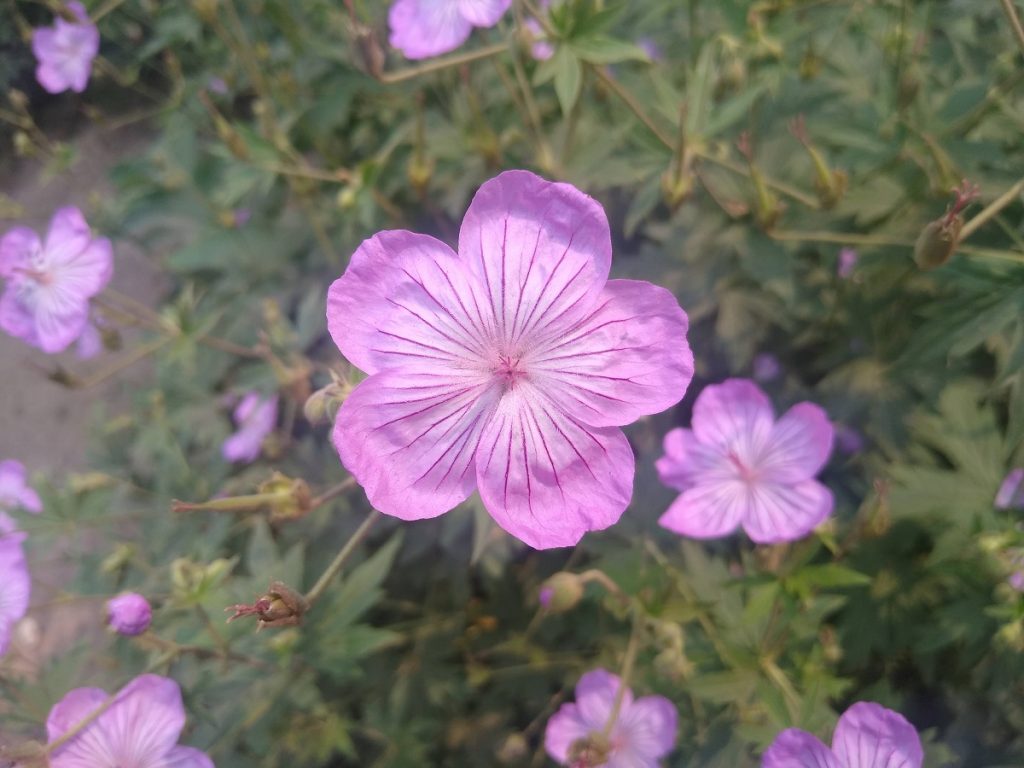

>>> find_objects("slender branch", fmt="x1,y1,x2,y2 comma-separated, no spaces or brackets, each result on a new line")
379,42,510,84
309,476,358,508
959,177,1024,240
304,510,382,607
90,0,130,22
1000,0,1024,55
602,604,642,738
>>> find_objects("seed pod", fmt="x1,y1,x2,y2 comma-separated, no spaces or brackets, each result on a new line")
538,572,585,613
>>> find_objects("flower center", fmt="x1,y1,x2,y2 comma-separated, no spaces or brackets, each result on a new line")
726,450,759,483
493,352,529,391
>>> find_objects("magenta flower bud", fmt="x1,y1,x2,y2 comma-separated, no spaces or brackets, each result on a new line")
538,572,584,613
107,592,152,636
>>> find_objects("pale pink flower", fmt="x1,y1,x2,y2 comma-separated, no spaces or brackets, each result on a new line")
32,2,99,94
0,207,113,354
657,379,834,544
107,592,152,636
221,392,278,463
47,674,214,768
0,460,42,514
996,468,1024,510
544,669,677,767
763,701,922,768
328,170,693,549
389,0,513,59
0,512,30,658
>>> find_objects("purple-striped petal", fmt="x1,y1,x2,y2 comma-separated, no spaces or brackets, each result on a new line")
831,702,923,768
533,279,693,428
691,379,774,460
474,389,633,549
617,694,678,760
762,728,841,768
758,403,834,483
741,479,833,544
327,230,488,376
389,0,473,59
658,480,747,539
457,0,512,25
656,428,732,493
334,370,500,522
457,170,612,353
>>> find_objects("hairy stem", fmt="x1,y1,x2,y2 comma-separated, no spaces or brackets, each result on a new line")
304,510,382,607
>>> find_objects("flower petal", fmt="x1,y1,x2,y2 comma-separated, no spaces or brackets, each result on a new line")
831,702,923,768
655,428,731,493
657,481,747,539
758,403,834,483
0,539,30,657
162,746,215,768
457,170,612,352
691,379,774,459
0,227,41,278
327,230,488,376
334,370,500,521
532,279,693,427
389,0,473,59
617,694,678,760
96,675,186,767
47,687,111,765
574,669,631,729
762,728,841,768
457,0,512,26
45,207,92,263
474,389,634,549
544,702,590,764
741,479,833,544
33,286,90,353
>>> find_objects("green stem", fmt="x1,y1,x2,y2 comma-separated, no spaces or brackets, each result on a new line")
1000,0,1024,55
959,178,1024,241
304,510,381,606
602,605,642,737
379,42,510,84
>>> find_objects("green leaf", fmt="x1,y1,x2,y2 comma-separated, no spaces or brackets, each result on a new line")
570,36,648,64
793,564,872,589
553,47,583,115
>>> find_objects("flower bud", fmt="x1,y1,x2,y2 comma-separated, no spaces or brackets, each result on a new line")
226,581,308,629
257,472,313,523
913,180,979,270
538,572,585,613
100,542,134,574
107,592,152,636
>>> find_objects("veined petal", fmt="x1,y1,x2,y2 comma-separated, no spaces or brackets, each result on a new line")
741,479,833,544
618,695,678,760
0,287,38,347
691,379,774,461
47,687,117,767
657,481,747,539
458,0,512,26
0,541,30,657
532,280,693,427
655,428,732,492
98,675,186,767
574,670,630,730
162,746,215,768
762,728,842,768
832,702,923,768
50,237,113,300
0,227,41,278
328,230,489,376
474,388,633,549
457,170,612,350
45,207,92,265
758,403,834,483
33,284,90,353
333,370,500,521
389,0,473,59
544,703,590,764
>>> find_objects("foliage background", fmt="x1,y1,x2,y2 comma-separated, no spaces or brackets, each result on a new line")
1,0,1024,765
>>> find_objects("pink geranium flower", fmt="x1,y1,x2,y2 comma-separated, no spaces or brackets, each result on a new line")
657,379,834,544
389,0,513,59
47,674,214,768
222,392,278,463
0,512,31,657
544,669,678,767
0,460,42,514
32,2,100,94
328,170,693,549
763,701,922,768
0,207,113,354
